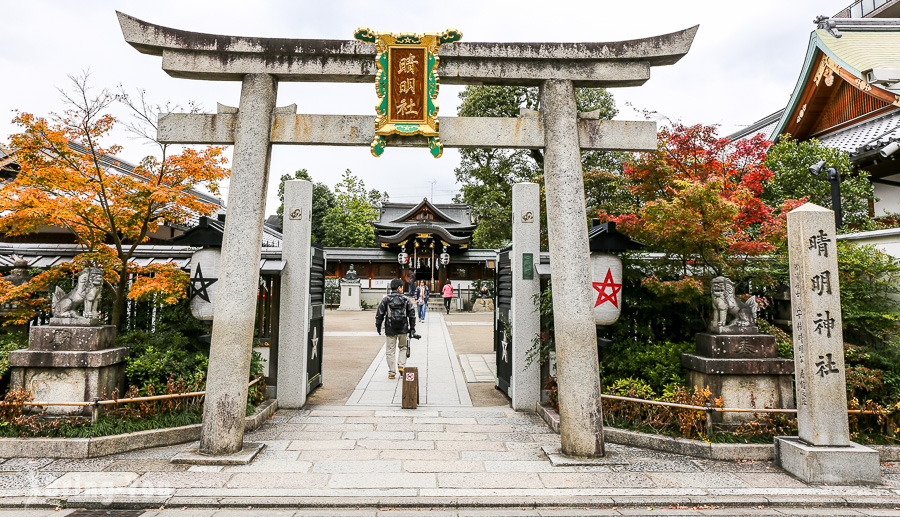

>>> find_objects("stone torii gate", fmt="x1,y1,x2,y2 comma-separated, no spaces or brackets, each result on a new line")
117,12,697,458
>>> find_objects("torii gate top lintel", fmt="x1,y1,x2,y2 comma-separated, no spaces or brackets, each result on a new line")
116,11,697,87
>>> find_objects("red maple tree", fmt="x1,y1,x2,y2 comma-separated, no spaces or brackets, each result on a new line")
602,124,804,299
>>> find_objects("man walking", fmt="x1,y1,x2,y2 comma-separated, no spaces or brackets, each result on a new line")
376,279,417,379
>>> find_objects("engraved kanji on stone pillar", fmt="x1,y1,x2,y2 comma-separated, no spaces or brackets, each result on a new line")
786,203,849,446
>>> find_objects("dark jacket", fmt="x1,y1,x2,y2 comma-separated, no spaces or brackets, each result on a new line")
415,285,430,303
375,292,417,336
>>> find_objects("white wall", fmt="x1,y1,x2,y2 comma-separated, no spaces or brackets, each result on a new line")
874,173,900,217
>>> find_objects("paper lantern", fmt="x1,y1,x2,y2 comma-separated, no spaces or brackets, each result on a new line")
189,247,220,320
590,252,623,325
398,252,409,265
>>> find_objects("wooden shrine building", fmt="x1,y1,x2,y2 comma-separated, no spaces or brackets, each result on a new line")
729,6,900,218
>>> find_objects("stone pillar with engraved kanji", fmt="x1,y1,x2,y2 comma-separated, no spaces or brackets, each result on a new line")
775,203,880,485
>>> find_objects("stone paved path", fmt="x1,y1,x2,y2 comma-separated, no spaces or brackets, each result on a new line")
459,353,497,383
3,405,900,511
345,312,472,406
8,507,900,515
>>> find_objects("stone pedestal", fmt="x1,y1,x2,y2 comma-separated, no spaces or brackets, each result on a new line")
472,298,494,312
775,437,880,485
10,324,125,416
681,332,794,425
338,281,361,311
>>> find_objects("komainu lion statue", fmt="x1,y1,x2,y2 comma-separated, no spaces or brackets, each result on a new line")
52,267,104,320
710,276,757,332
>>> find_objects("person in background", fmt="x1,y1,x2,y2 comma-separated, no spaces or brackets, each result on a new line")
415,280,430,322
375,279,417,379
441,279,454,315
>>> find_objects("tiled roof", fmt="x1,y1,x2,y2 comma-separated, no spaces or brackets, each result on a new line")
727,110,784,143
817,109,900,155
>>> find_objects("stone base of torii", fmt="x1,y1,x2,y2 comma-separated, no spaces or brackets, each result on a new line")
116,11,697,460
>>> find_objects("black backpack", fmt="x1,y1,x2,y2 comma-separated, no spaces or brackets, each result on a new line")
386,294,407,331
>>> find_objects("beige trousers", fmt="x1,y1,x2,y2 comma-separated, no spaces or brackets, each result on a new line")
385,333,409,375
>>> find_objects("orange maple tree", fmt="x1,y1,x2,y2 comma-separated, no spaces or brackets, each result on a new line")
0,76,228,327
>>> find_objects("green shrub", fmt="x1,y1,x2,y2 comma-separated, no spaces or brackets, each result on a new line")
118,330,208,393
0,332,27,380
599,339,695,393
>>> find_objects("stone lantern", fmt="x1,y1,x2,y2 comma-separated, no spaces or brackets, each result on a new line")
587,220,643,325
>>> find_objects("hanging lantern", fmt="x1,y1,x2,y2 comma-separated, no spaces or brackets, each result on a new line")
590,252,623,325
398,252,409,265
440,252,450,266
587,220,644,326
189,247,220,321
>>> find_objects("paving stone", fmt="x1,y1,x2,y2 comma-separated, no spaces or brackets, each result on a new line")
276,430,344,440
311,460,402,473
253,449,301,461
346,416,412,424
309,409,374,417
0,471,61,489
418,431,489,441
226,472,328,488
647,472,750,488
403,460,484,472
0,458,53,472
298,449,381,461
459,451,547,463
104,459,189,472
132,471,231,488
39,458,115,472
188,465,224,472
288,415,347,424
538,472,655,488
445,424,516,433
342,431,415,440
691,459,780,473
438,472,543,489
436,441,506,451
414,417,478,424
375,423,444,432
47,471,138,489
223,460,313,473
440,410,508,418
212,511,298,517
257,440,292,451
484,460,561,472
328,472,436,488
609,460,701,473
303,423,376,432
286,440,356,450
379,450,460,461
733,472,809,488
357,439,435,450
107,443,193,460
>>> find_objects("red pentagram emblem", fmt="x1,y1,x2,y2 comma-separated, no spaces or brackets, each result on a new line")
592,269,622,308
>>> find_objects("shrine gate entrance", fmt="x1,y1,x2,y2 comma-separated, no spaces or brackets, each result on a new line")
116,11,697,458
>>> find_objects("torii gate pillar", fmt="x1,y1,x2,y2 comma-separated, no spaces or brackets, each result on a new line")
541,79,604,457
200,74,277,455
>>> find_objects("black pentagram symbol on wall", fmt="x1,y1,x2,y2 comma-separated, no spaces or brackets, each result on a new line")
189,264,218,302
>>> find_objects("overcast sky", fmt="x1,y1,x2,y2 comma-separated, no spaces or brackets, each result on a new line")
0,0,853,216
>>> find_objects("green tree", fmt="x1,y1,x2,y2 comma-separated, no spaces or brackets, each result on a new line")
319,169,379,247
276,169,336,245
453,85,620,249
763,137,874,229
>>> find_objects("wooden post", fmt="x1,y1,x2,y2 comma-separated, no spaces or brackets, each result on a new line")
402,366,419,409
